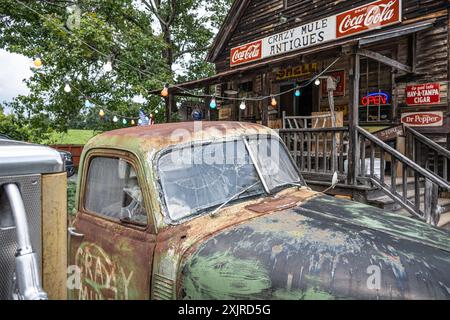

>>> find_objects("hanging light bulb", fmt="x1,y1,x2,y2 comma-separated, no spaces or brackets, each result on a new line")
161,84,169,97
103,58,113,72
99,109,105,117
113,116,119,123
271,96,277,107
155,109,159,114
210,97,217,109
33,56,43,69
131,119,135,125
239,100,246,110
138,119,143,125
122,118,127,125
295,88,301,97
315,79,321,86
85,99,92,108
64,83,71,93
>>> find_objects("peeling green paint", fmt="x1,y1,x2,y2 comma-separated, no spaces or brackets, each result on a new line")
302,196,450,252
183,251,271,300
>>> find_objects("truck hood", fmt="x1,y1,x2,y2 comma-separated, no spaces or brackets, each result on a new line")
180,195,450,300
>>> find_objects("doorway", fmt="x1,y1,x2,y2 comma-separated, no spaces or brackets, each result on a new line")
280,83,313,117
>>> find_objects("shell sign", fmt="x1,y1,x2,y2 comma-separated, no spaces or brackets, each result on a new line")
401,112,443,127
229,0,402,66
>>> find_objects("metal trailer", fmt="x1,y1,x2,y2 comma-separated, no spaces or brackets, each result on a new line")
0,138,67,300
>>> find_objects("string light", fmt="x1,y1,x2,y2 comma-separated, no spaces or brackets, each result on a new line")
64,83,71,93
271,96,277,107
113,116,119,123
131,119,135,125
103,58,113,72
161,84,169,97
295,88,301,97
14,0,343,104
315,79,321,86
138,119,143,125
85,99,92,108
122,118,127,125
239,100,246,110
33,56,42,69
210,97,217,109
99,109,105,117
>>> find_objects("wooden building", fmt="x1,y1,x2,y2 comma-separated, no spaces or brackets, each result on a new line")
164,0,450,227
169,0,449,137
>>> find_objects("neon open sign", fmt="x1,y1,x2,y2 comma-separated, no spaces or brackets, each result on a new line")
361,92,390,106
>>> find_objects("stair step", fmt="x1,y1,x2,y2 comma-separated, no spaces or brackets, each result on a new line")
367,176,424,199
438,212,450,229
368,188,424,203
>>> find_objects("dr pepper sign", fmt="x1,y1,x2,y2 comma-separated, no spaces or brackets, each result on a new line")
406,83,441,106
230,0,401,66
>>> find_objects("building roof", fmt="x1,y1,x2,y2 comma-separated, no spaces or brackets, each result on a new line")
206,0,251,63
84,121,275,157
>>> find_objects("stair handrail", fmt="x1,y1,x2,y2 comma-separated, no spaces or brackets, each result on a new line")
404,125,450,159
356,126,450,190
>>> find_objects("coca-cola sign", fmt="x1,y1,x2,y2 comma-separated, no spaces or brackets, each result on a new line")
230,40,262,66
229,0,402,67
336,0,401,38
401,112,443,127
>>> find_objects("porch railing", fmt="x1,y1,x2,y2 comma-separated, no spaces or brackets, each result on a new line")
405,126,450,184
279,127,350,179
282,111,333,129
356,126,450,226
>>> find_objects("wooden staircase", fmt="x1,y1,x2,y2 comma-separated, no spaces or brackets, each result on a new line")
366,176,450,230
279,120,450,229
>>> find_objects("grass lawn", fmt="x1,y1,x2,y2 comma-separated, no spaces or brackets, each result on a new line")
67,180,77,216
50,129,98,145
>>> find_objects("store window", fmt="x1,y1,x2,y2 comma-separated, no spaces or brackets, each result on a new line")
359,57,392,123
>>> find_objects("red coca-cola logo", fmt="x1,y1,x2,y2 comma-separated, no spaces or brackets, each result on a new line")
230,40,262,66
337,0,401,38
401,113,443,126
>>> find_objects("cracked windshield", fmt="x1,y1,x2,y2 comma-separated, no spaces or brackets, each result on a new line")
158,135,301,221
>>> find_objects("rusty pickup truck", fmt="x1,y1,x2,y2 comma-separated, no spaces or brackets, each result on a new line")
68,121,450,300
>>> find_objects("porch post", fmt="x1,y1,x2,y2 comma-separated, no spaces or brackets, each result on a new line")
204,86,211,121
165,96,171,123
262,72,270,126
348,51,360,185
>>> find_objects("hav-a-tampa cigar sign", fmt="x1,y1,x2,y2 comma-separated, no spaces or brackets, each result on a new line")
230,0,402,67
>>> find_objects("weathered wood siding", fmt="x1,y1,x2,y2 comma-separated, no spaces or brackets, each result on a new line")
214,0,449,72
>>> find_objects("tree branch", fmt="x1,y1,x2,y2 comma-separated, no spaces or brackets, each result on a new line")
141,0,169,27
174,46,211,60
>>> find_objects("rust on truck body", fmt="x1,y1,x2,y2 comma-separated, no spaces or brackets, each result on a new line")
69,121,450,300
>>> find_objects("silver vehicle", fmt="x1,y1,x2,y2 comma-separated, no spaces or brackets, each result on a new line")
0,138,67,300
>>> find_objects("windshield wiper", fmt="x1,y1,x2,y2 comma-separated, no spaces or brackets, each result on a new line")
210,181,262,217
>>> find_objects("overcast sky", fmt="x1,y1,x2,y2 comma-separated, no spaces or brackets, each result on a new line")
0,49,32,108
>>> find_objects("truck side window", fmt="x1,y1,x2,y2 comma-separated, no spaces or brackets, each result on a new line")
84,156,147,225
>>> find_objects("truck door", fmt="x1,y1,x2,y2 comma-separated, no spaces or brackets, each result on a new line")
68,151,156,300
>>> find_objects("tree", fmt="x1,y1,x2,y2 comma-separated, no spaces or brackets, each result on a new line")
0,0,232,132
0,109,53,143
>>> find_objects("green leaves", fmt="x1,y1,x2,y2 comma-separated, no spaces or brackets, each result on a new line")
0,0,232,133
